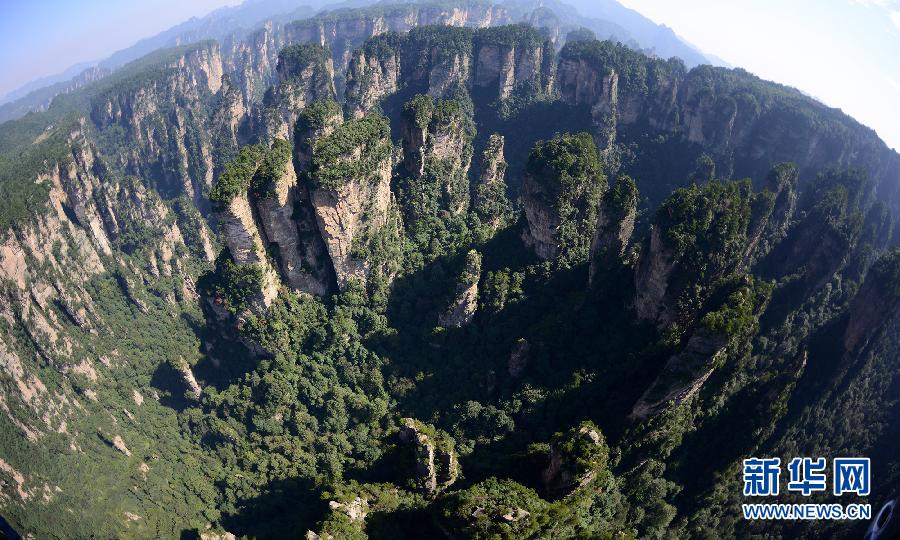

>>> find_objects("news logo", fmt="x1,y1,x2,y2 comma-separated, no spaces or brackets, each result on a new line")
741,456,872,521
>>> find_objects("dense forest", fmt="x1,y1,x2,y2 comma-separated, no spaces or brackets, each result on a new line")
0,2,896,539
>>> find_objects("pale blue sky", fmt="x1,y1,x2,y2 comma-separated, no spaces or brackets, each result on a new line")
0,0,240,98
0,0,898,149
618,0,900,150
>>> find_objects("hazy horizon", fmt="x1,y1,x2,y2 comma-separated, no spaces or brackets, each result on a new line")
1,0,898,150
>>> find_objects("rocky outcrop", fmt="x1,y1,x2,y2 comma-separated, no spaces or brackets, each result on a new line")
741,163,798,266
633,180,771,327
472,24,555,102
285,2,508,72
589,175,638,287
214,187,280,310
308,112,397,288
399,94,472,216
439,250,481,328
90,41,226,201
472,134,512,234
175,358,203,400
542,422,609,498
632,226,678,324
631,275,770,419
629,329,729,420
344,34,402,118
521,133,607,265
556,39,900,224
399,418,459,496
262,44,336,141
210,137,336,302
253,141,316,293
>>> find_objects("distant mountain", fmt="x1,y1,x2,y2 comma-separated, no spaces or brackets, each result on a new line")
0,0,717,126
0,0,322,124
556,0,714,66
0,61,97,105
97,0,317,72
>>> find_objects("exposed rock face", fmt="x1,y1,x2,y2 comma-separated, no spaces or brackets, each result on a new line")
215,187,280,310
589,176,638,287
399,95,472,217
476,134,507,187
308,113,397,288
521,133,606,264
253,144,321,293
399,418,459,496
439,250,481,328
91,42,226,200
472,24,555,101
629,330,729,420
0,122,209,499
262,44,336,141
542,422,609,498
328,497,368,523
285,2,509,78
742,163,799,266
633,226,677,324
344,34,402,118
556,39,900,221
473,134,511,234
632,179,778,327
175,358,203,400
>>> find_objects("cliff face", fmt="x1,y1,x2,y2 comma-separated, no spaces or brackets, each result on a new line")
308,113,397,288
556,40,900,219
91,43,226,203
399,95,472,217
0,127,210,527
262,44,337,141
439,250,481,328
471,24,555,101
472,134,512,234
633,174,794,327
588,176,638,287
345,36,402,118
842,249,899,353
521,133,607,266
399,418,459,496
629,329,728,420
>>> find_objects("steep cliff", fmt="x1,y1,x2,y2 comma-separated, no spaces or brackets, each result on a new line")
588,175,638,287
521,132,607,266
556,39,900,220
633,176,789,327
471,23,555,104
399,418,459,496
439,250,482,328
0,124,216,537
842,248,899,353
542,421,609,498
472,134,513,236
261,44,336,141
344,33,403,118
399,94,472,218
89,42,226,202
307,112,398,288
630,275,771,420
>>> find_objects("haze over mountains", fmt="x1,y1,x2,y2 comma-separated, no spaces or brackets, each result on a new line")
0,0,716,123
